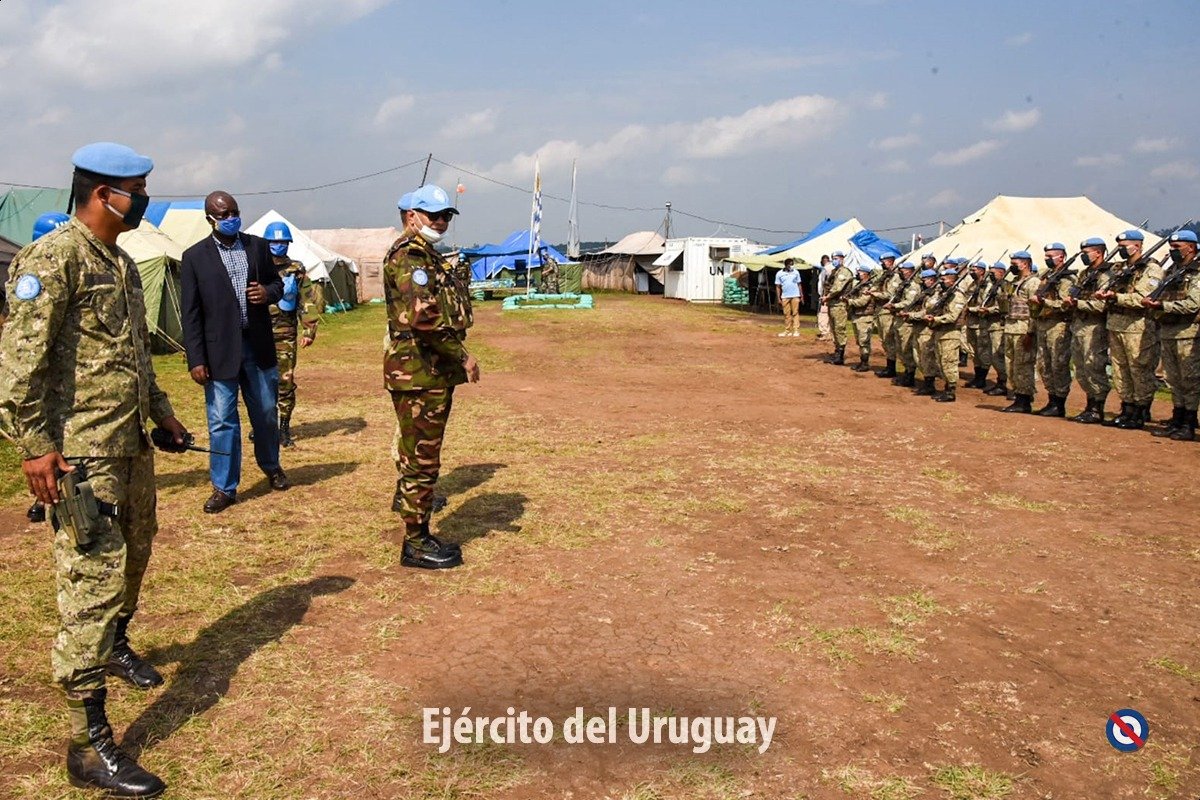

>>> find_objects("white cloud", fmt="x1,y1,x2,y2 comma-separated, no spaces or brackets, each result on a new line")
662,165,716,186
863,92,889,110
988,108,1041,133
680,95,839,158
4,0,390,89
881,159,911,174
927,189,963,208
1150,160,1200,181
872,133,921,151
155,147,253,192
374,94,415,128
28,107,70,127
1074,154,1124,168
1005,32,1033,46
930,139,1002,167
439,109,498,140
1132,136,1181,154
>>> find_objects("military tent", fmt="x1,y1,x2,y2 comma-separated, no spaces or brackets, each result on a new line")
307,227,402,301
245,211,359,312
144,199,213,248
731,218,866,270
912,195,1160,264
117,221,186,353
581,231,666,294
462,231,568,282
0,187,71,245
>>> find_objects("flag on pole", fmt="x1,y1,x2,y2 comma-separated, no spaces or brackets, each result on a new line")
527,157,542,295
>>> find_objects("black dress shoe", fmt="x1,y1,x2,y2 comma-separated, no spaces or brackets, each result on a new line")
268,470,290,491
203,490,236,514
402,535,463,569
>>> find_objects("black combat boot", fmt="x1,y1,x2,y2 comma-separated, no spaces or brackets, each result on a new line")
420,519,460,554
934,384,957,403
1001,394,1032,413
875,359,897,378
402,522,464,570
1036,395,1066,417
913,377,936,396
105,614,163,689
851,354,871,372
1152,406,1186,438
894,371,916,388
279,419,294,448
1117,404,1148,430
1071,397,1105,424
829,346,845,366
1170,409,1198,441
1104,401,1131,427
958,350,968,367
67,689,167,798
984,378,1008,397
964,367,986,389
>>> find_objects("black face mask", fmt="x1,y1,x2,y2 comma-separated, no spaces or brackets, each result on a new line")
1170,249,1185,265
1044,257,1056,270
1118,245,1132,260
105,187,150,228
1008,265,1020,275
1080,252,1093,267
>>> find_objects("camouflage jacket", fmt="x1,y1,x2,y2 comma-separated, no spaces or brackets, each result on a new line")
1106,257,1162,333
845,276,876,317
269,258,319,333
1071,263,1112,318
0,218,174,459
929,283,968,329
1002,274,1038,334
1154,255,1200,340
1034,268,1076,321
869,271,901,311
383,234,473,391
823,265,854,305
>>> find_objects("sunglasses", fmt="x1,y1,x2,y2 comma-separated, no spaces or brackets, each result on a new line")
419,210,455,223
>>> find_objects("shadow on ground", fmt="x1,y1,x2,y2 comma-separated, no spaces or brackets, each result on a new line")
437,462,506,498
436,491,526,547
122,575,356,753
290,416,367,440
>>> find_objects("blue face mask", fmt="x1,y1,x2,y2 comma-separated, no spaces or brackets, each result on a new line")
270,242,289,257
212,216,241,237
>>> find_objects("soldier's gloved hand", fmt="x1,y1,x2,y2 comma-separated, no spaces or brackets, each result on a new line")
23,451,73,505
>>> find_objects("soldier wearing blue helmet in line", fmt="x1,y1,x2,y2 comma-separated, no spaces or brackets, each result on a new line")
821,251,854,364
888,261,924,387
924,267,970,402
911,267,946,396
869,253,902,377
963,260,994,389
1000,251,1039,413
1142,229,1200,440
0,142,194,798
845,263,878,371
978,261,1011,396
1063,237,1113,423
1029,242,1076,417
263,221,319,447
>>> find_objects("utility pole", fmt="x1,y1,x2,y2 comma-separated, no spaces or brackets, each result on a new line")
664,202,672,240
420,153,432,185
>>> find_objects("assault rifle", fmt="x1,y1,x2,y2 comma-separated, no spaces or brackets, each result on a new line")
969,249,1010,310
1067,243,1123,299
1097,219,1193,295
1147,253,1200,302
1035,250,1082,301
927,248,983,313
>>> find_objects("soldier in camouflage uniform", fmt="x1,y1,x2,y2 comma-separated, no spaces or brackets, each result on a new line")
1028,243,1076,417
822,251,854,364
384,185,480,570
1062,237,1112,423
870,254,902,377
977,262,1010,396
908,268,944,396
924,267,969,402
845,264,877,371
887,261,922,387
539,248,561,294
1001,251,1039,413
263,222,319,447
1143,230,1200,440
962,261,992,389
0,143,191,798
1095,230,1163,429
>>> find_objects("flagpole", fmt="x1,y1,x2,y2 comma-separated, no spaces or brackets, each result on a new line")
527,157,541,296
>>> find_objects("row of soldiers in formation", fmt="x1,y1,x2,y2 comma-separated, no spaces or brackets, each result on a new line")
818,227,1200,441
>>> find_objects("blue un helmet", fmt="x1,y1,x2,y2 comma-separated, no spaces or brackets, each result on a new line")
263,221,293,243
33,211,71,241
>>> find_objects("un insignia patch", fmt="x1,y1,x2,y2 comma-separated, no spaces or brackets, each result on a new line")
14,274,42,301
412,269,429,286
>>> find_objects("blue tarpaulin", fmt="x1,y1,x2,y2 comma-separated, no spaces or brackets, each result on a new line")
144,199,204,226
848,229,902,262
757,218,845,256
462,230,568,281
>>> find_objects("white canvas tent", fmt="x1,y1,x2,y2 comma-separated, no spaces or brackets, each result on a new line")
582,230,667,293
245,210,360,309
914,195,1160,264
654,237,765,302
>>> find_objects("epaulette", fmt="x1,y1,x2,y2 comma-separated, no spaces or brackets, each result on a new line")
385,235,420,264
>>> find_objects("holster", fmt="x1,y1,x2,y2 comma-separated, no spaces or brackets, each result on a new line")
50,466,118,551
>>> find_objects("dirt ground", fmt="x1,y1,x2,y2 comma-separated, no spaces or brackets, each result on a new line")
2,294,1198,799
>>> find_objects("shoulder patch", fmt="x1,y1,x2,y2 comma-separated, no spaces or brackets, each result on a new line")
412,268,429,286
1147,278,1161,288
14,274,42,301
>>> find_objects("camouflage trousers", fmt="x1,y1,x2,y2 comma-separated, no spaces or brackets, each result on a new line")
876,312,898,359
966,322,990,370
1160,335,1200,411
1004,332,1036,395
959,327,972,360
391,387,455,530
916,325,939,379
851,314,873,357
828,303,849,348
1108,329,1160,405
51,448,158,691
1036,317,1073,397
274,324,299,424
934,327,962,386
1070,316,1110,400
896,323,918,371
984,321,1006,379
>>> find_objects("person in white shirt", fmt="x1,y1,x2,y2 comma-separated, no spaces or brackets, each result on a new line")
774,258,805,336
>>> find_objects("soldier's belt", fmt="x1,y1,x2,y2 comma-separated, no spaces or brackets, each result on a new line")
389,330,415,341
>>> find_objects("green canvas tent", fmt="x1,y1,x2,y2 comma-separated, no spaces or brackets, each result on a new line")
116,221,185,353
0,187,71,245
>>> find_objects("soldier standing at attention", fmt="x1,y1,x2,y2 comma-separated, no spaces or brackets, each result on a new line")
822,251,854,364
871,254,901,377
887,261,921,387
1062,237,1112,423
385,184,480,570
263,222,318,447
962,260,992,389
1029,242,1076,417
845,263,877,371
979,262,1010,396
925,267,969,402
910,268,944,396
1095,230,1164,429
0,142,192,797
1142,230,1200,440
1001,251,1039,413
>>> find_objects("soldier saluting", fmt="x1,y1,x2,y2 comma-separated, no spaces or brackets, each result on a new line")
0,142,191,798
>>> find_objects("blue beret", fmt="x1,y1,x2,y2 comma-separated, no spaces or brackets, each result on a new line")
1044,242,1066,252
1080,236,1106,248
971,260,988,269
899,261,915,269
942,267,958,276
990,261,1007,269
1011,250,1032,260
71,142,153,178
919,268,938,278
831,250,846,258
1170,230,1199,244
1116,229,1144,241
855,264,875,273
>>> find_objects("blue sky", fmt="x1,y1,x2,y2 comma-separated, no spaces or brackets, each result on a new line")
0,0,1195,248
